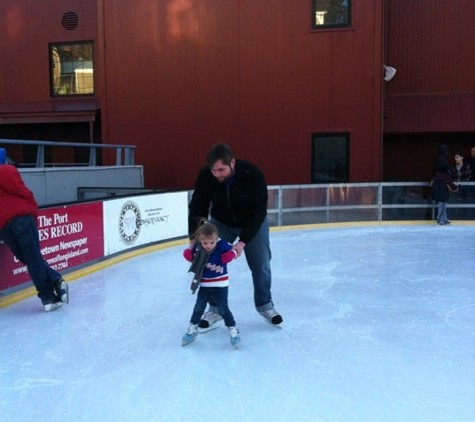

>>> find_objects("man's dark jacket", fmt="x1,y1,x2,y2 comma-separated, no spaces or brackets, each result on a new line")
188,159,267,244
432,149,458,202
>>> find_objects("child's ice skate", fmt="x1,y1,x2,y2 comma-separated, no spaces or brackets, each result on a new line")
182,324,198,346
228,326,240,349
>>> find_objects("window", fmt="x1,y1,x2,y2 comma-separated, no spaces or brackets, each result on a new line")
312,0,351,29
311,133,349,183
50,41,94,97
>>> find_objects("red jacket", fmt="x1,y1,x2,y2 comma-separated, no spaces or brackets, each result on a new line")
0,165,38,230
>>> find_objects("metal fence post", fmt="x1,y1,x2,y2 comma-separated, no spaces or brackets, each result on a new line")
36,145,45,167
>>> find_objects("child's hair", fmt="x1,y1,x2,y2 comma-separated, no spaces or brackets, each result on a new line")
194,218,218,239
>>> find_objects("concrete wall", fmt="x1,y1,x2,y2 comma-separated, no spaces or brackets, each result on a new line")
20,166,144,206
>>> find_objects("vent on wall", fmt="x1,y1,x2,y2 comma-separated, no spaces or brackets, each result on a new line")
61,11,79,31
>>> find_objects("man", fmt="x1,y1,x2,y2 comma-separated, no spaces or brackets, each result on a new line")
0,148,68,311
187,143,282,330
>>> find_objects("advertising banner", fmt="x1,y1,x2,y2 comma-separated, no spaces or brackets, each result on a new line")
103,192,188,256
1,192,187,299
0,202,104,292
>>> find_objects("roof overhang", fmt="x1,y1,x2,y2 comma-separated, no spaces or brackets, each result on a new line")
0,100,99,125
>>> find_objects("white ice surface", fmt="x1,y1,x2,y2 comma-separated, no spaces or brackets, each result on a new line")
1,225,474,422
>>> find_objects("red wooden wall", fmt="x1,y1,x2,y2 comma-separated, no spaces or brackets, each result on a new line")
382,0,475,181
0,0,99,103
385,0,475,99
102,0,384,188
1,1,384,189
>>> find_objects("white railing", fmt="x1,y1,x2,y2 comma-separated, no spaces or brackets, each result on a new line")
187,182,474,226
0,138,135,167
266,182,475,225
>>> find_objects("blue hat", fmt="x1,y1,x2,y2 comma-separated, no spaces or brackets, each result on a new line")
0,148,6,165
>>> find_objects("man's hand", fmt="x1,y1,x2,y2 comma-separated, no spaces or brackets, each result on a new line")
232,241,246,258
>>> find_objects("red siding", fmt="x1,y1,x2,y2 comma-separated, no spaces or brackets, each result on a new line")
384,0,475,133
1,0,384,189
102,0,384,188
0,0,99,103
384,95,475,133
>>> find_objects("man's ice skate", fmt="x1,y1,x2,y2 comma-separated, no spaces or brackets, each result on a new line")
54,278,69,304
259,308,283,328
182,324,198,346
198,311,223,333
44,300,63,312
228,326,240,349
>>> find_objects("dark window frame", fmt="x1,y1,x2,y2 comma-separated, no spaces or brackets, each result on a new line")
311,132,350,183
49,41,94,98
311,0,352,30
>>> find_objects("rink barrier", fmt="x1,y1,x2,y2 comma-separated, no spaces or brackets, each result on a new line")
265,182,475,226
0,191,188,307
2,182,474,308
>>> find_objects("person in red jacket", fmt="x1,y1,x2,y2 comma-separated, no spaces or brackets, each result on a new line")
0,148,68,311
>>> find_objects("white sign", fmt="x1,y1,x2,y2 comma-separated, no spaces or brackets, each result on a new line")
103,192,188,255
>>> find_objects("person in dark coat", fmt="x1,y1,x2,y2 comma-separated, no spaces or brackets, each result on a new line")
431,145,458,225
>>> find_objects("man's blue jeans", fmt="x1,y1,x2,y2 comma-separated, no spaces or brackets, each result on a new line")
209,217,274,312
0,215,60,304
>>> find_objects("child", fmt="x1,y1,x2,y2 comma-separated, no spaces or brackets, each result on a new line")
182,220,240,348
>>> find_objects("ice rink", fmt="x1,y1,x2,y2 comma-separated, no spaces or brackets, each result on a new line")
1,224,474,422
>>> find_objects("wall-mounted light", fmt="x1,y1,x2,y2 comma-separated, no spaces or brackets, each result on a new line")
383,65,397,82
